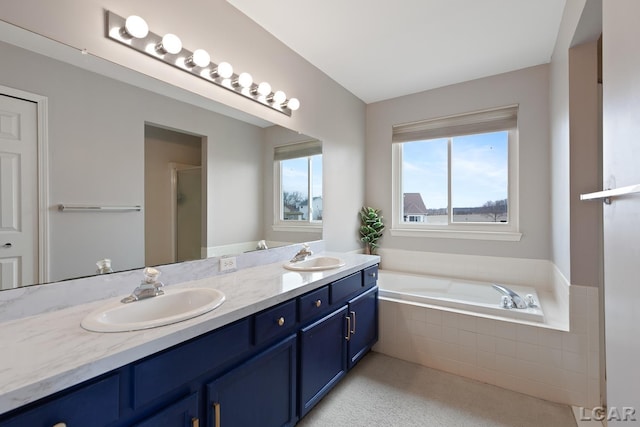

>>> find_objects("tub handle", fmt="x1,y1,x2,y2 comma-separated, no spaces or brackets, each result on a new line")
350,311,356,334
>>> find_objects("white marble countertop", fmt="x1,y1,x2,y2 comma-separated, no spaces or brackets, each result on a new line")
0,252,379,415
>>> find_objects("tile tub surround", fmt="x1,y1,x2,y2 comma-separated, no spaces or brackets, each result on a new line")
373,248,601,409
0,250,379,415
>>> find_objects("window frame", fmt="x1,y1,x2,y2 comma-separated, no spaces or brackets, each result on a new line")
273,142,322,233
391,110,521,241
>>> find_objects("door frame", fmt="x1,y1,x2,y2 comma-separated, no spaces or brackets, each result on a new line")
1,85,49,284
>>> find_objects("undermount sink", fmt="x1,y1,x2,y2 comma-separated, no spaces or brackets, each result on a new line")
81,287,225,333
283,256,346,271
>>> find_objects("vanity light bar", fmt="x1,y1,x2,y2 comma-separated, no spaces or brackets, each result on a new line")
106,11,300,116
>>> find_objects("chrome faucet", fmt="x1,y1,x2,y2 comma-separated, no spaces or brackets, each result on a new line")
290,243,313,263
492,284,527,309
121,267,165,303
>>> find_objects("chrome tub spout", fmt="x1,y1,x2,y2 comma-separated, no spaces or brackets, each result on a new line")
492,283,527,309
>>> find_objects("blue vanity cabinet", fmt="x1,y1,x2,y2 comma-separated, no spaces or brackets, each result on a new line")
298,266,379,419
0,264,378,427
133,392,199,427
206,334,298,427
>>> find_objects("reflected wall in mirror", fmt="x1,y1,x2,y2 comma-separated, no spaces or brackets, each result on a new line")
0,26,322,290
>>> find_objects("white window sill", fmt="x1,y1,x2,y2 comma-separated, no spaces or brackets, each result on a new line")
390,227,522,241
272,224,323,233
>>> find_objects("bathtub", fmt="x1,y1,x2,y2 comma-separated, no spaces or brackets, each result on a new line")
377,270,545,322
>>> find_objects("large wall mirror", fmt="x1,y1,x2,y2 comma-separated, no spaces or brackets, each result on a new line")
0,21,322,290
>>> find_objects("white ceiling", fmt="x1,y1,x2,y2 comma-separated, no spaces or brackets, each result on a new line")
227,0,567,104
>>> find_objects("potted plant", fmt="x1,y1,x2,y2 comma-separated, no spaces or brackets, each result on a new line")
359,206,385,255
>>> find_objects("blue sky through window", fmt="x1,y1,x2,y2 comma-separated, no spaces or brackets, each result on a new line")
402,131,508,210
281,154,323,199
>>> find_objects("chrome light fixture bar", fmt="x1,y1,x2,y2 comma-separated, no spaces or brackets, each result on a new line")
106,11,300,116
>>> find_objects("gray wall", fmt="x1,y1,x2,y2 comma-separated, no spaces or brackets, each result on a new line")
549,0,602,286
568,41,602,288
365,65,551,260
0,0,366,254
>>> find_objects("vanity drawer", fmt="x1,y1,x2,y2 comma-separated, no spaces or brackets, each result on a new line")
330,272,363,304
0,373,120,427
254,300,297,346
363,265,379,289
298,286,330,323
132,318,251,409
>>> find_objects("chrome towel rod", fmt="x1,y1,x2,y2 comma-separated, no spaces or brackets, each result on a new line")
580,184,640,204
58,204,142,212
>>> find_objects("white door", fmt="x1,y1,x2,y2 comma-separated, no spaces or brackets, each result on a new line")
0,94,38,289
603,0,640,422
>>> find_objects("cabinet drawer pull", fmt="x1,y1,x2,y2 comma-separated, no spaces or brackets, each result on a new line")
277,316,285,327
2,243,11,248
350,311,356,334
192,417,200,427
315,299,322,308
345,316,351,341
369,271,376,278
53,424,67,427
213,402,221,427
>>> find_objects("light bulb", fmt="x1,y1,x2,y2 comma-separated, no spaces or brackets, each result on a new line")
124,15,149,39
256,82,272,96
212,62,233,79
272,90,287,104
234,72,253,88
156,33,182,55
188,49,210,67
285,98,300,111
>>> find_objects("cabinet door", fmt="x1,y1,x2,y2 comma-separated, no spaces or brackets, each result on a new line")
299,306,348,418
347,286,378,369
207,335,297,427
133,392,199,427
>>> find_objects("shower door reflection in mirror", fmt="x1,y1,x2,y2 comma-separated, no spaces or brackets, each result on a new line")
175,166,202,262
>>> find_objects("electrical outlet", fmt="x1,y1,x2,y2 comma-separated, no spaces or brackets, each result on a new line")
220,256,237,272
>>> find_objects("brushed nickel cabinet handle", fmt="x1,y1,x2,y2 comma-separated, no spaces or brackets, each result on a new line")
345,316,351,341
52,423,67,427
277,316,285,327
315,299,322,308
350,311,356,334
192,417,200,427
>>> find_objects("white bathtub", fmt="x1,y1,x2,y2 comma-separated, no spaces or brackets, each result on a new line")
377,270,545,322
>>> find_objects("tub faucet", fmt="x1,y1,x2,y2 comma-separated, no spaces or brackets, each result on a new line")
492,284,527,309
290,243,313,263
121,267,165,303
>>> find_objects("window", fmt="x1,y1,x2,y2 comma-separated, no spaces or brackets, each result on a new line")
391,106,521,241
274,140,322,231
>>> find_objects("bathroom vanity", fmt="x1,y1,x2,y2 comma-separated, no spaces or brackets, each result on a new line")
0,255,378,427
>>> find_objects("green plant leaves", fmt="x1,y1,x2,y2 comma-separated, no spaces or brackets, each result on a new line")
359,206,385,255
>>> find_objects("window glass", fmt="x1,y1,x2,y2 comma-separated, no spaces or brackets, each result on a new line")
310,154,323,220
279,154,322,222
399,131,509,225
401,138,448,224
451,131,508,223
281,157,309,221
